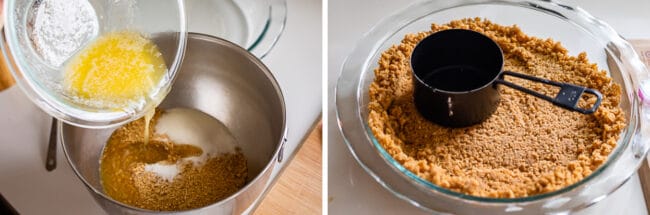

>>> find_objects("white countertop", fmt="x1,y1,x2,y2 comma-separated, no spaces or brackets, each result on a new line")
0,0,321,214
328,0,650,214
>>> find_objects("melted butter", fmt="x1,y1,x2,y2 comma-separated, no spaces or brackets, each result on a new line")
63,30,167,109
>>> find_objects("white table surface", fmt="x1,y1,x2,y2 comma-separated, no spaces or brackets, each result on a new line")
0,0,322,214
328,0,650,214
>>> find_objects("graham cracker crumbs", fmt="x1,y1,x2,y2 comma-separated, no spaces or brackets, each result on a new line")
100,109,248,211
367,18,626,198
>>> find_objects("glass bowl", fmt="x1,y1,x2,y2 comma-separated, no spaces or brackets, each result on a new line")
336,0,650,214
1,0,188,128
174,0,287,58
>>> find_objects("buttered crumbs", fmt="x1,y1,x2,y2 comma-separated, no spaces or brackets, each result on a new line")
368,18,626,198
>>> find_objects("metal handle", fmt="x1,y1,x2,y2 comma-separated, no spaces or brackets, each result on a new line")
495,71,602,114
0,193,19,215
46,118,58,171
277,137,286,163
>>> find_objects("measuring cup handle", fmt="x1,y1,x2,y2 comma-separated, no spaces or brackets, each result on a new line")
495,71,603,114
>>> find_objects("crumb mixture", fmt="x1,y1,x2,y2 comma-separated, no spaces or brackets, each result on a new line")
368,18,626,198
100,109,248,211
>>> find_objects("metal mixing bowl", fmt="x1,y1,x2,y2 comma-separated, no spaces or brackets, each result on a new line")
60,33,287,214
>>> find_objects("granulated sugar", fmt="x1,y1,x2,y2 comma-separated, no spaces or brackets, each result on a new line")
143,163,179,182
155,108,238,165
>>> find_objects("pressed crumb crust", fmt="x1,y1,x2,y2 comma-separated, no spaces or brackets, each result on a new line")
367,18,626,198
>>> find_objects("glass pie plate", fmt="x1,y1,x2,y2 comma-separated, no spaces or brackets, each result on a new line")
336,0,650,214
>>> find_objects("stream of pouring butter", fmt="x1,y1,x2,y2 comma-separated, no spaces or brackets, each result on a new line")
144,109,155,145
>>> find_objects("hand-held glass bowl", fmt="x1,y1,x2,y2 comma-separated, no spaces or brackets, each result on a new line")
336,0,650,214
1,0,188,128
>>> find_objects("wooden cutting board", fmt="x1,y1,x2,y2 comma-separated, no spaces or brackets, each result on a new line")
254,121,322,215
0,17,11,92
0,49,14,92
630,39,650,214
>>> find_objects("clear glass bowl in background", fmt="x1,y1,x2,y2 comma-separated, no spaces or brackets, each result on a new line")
1,0,188,128
336,0,650,214
179,0,287,58
128,0,287,58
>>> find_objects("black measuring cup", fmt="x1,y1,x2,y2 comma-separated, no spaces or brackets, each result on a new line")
410,29,602,127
